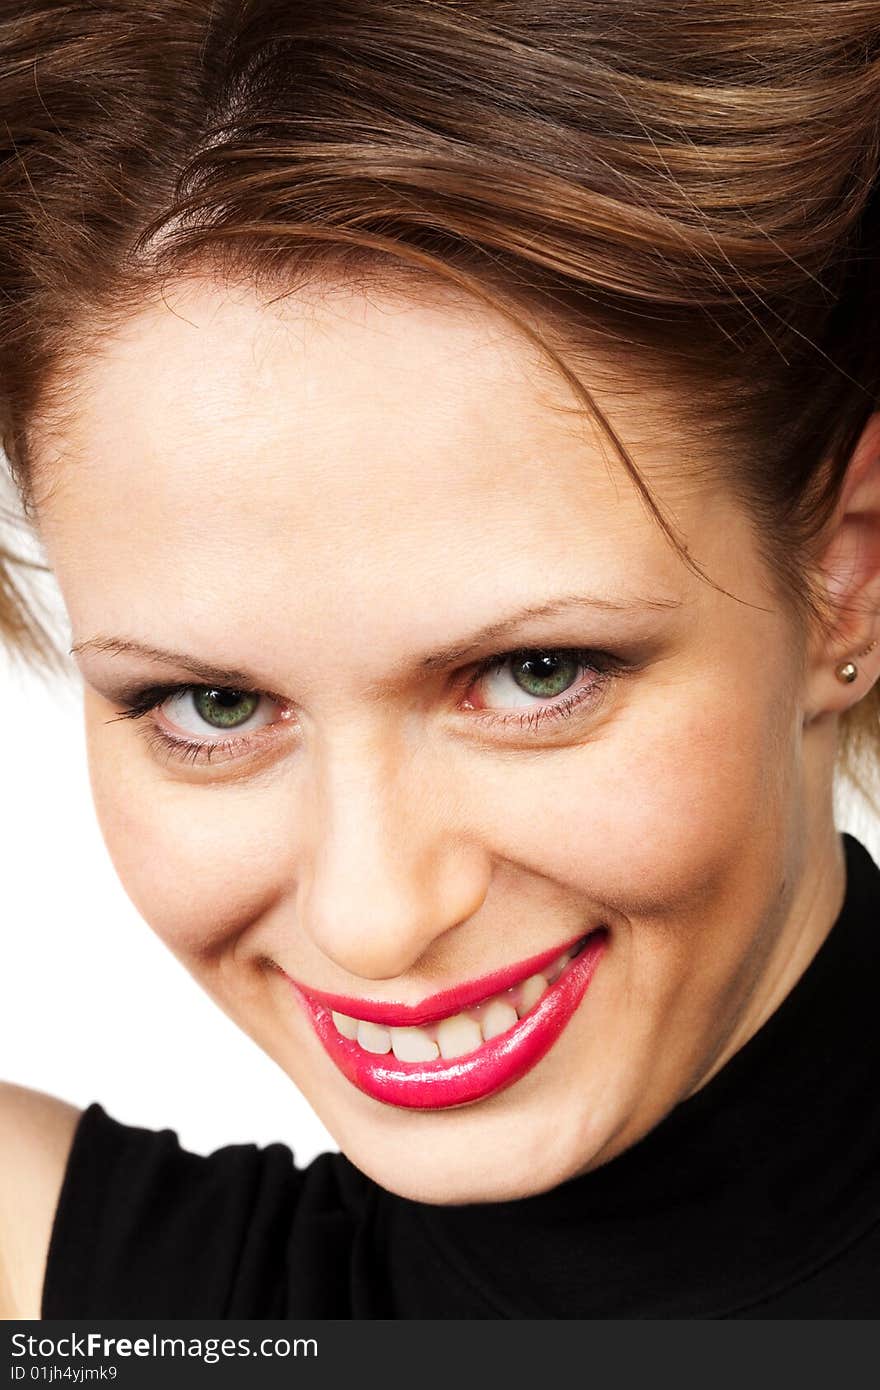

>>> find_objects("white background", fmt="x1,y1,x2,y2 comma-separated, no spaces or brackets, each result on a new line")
2,518,878,1162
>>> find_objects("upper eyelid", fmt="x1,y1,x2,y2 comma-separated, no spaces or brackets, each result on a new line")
107,680,287,720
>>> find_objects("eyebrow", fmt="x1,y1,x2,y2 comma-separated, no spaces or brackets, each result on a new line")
69,591,682,689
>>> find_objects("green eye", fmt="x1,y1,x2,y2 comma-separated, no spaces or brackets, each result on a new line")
509,652,581,700
192,688,261,730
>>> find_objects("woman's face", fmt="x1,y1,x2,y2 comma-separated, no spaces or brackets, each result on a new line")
32,275,843,1203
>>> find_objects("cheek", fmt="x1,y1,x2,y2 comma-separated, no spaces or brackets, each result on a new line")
84,706,286,959
615,675,794,909
476,666,796,923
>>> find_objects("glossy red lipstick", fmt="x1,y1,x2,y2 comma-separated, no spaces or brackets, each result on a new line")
285,928,608,1110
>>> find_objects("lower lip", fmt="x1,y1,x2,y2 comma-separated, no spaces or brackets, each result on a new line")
287,928,608,1110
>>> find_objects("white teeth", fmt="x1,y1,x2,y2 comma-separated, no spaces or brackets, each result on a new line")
330,944,584,1059
480,998,519,1040
356,1020,392,1054
545,950,572,984
515,973,548,1016
436,1013,484,1059
390,1026,440,1062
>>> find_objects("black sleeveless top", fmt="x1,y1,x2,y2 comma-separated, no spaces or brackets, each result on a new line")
42,832,880,1318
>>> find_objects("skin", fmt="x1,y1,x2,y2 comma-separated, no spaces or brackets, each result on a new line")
7,275,880,1252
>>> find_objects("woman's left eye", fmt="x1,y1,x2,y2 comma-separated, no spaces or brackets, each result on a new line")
462,647,619,734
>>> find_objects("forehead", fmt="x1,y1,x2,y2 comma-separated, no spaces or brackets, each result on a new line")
31,275,718,656
37,273,633,503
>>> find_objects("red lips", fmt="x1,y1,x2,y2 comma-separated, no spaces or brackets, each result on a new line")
293,929,592,1027
284,927,608,1110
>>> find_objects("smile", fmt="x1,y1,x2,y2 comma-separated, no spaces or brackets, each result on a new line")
284,928,608,1110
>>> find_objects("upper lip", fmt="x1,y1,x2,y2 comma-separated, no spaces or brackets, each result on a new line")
285,929,593,1027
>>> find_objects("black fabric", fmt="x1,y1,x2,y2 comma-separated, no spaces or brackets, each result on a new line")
42,831,880,1319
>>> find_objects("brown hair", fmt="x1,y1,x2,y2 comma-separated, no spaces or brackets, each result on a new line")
2,1,879,803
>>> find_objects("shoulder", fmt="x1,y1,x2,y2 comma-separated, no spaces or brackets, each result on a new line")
0,1081,81,1319
1,1086,370,1318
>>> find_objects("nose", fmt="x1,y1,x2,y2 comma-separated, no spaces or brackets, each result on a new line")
297,728,491,980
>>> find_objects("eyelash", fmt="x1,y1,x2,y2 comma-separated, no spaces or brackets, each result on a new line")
106,647,623,768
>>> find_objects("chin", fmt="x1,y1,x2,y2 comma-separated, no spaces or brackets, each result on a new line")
354,1153,561,1206
333,1114,596,1206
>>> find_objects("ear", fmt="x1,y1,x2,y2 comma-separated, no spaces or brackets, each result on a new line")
807,410,880,718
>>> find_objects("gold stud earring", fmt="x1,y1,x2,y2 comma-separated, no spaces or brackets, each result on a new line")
835,638,878,684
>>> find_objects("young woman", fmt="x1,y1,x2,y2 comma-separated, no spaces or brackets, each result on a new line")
2,0,879,1319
